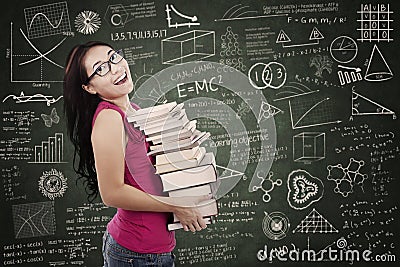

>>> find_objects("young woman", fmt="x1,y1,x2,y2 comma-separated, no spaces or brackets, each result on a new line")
63,41,208,266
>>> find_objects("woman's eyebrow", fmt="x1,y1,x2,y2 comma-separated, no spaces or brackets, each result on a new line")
92,49,115,69
92,60,102,69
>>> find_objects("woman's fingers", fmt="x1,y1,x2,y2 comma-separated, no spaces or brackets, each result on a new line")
182,216,207,232
188,224,196,232
198,217,207,229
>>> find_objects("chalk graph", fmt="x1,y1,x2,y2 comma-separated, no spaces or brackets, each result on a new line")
165,4,200,28
10,22,66,83
24,2,71,39
289,95,341,129
12,201,56,239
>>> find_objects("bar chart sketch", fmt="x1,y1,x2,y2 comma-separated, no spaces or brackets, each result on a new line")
30,133,65,163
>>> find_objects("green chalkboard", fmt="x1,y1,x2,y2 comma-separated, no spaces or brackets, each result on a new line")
1,0,399,266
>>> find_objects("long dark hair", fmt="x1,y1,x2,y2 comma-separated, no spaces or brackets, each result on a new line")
63,41,113,202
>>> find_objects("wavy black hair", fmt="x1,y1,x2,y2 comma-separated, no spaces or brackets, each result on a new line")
63,41,113,202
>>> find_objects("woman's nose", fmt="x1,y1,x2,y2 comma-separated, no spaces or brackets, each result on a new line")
109,63,122,75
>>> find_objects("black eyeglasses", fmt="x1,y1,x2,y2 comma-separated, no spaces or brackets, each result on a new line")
85,49,124,84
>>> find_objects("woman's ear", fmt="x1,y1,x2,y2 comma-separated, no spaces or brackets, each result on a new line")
82,84,97,94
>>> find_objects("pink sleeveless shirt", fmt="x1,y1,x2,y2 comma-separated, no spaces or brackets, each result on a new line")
92,101,175,253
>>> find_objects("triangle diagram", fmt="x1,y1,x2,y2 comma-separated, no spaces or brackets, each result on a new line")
352,90,394,115
309,27,324,40
293,208,338,233
364,44,393,81
216,165,244,180
258,101,283,123
276,30,291,43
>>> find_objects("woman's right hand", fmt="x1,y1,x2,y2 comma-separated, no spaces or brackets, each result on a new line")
173,206,207,232
170,195,212,232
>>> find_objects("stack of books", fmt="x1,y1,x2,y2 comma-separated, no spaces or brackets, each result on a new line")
127,102,219,230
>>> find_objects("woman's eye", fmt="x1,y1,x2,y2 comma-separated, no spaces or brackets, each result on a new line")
110,53,118,61
96,64,106,74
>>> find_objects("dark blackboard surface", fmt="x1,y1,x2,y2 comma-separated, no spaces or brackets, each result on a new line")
1,0,399,266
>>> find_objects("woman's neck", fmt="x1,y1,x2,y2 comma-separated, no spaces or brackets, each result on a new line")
102,95,130,112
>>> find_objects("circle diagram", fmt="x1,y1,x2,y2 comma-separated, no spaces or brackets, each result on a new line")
39,169,68,200
330,36,358,63
262,211,290,240
248,62,287,90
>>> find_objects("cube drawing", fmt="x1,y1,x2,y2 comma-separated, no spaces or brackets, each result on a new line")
161,30,215,65
293,132,325,163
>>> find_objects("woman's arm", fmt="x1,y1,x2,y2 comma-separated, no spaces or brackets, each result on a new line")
92,109,207,231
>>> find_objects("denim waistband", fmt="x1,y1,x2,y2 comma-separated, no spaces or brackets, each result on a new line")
103,229,173,257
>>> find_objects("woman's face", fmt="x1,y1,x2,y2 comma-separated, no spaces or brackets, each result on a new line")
82,45,133,101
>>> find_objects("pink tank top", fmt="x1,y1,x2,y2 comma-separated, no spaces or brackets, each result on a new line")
92,101,175,253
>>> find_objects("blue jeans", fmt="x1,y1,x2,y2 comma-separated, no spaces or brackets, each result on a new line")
102,231,175,267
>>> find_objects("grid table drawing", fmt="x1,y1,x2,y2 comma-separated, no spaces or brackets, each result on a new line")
357,3,393,42
24,1,71,39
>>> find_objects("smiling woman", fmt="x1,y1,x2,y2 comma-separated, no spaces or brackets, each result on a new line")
63,41,209,267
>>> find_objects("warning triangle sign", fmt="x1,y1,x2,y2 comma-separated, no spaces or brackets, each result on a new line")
276,30,291,43
309,27,324,40
293,209,338,233
364,44,393,81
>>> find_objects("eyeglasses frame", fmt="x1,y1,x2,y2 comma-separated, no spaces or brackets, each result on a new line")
84,49,124,85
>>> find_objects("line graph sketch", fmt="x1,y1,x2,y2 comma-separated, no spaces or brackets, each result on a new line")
10,22,66,83
24,1,71,39
3,91,63,106
289,94,341,129
165,4,200,28
12,201,56,239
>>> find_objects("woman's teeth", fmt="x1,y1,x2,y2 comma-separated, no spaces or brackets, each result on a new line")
114,73,127,85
